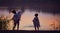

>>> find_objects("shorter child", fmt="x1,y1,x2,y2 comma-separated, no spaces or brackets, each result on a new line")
33,13,40,31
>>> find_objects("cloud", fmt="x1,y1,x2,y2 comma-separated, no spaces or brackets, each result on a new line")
0,0,60,14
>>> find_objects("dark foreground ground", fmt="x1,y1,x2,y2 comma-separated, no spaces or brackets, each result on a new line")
0,30,60,33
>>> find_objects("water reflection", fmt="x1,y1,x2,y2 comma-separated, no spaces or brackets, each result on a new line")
0,9,60,30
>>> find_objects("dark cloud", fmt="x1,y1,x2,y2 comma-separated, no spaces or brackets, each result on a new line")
0,0,60,14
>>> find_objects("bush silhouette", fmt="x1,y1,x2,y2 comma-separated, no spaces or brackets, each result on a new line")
0,16,10,30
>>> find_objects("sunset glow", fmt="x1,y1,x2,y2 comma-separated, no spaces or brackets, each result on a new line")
0,9,60,30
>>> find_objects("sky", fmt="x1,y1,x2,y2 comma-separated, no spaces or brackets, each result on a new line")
0,0,60,14
0,0,60,30
2,10,59,30
0,9,60,30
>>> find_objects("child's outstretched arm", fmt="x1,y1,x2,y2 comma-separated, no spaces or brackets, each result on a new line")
18,7,25,15
20,7,25,14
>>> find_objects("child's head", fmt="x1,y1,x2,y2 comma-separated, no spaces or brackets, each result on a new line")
11,10,16,14
35,13,38,17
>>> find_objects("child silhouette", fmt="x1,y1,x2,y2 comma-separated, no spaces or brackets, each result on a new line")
11,9,24,30
33,13,40,31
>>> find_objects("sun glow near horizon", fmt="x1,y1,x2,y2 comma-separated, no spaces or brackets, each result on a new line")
0,10,60,30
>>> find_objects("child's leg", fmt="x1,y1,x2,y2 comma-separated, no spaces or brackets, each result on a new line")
37,27,39,31
13,22,16,30
17,22,19,30
34,26,36,31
